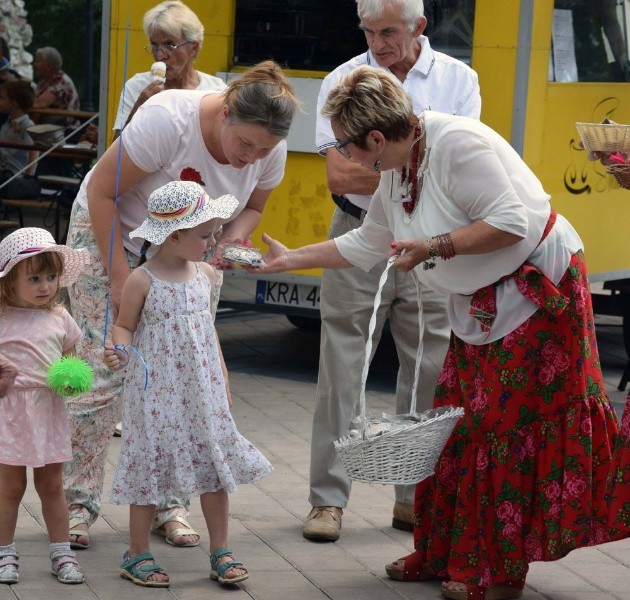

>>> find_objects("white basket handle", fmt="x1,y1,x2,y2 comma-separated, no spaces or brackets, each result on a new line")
357,252,424,435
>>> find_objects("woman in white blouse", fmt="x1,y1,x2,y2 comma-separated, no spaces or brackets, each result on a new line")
252,66,624,600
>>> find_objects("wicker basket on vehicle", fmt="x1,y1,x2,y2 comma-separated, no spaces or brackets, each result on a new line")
333,255,464,486
607,163,630,190
575,122,630,153
334,406,464,485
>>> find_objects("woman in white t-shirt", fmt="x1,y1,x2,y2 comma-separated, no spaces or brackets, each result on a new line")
250,66,625,600
63,59,298,555
113,1,226,136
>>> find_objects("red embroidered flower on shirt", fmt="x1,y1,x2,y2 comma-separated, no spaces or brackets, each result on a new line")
180,167,205,186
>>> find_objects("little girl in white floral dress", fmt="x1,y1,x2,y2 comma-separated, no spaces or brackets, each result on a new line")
104,181,272,588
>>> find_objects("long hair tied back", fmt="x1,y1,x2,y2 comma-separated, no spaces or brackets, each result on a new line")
224,60,300,138
137,240,152,267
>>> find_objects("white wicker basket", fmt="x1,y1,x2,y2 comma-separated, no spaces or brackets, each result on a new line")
335,406,464,485
333,255,464,486
575,122,630,153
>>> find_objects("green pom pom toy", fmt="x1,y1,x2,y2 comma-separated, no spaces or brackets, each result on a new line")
47,356,94,397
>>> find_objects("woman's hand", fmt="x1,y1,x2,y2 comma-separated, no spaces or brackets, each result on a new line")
131,81,165,117
210,248,237,271
389,239,428,272
103,344,126,371
585,149,625,166
139,80,165,102
580,140,629,166
211,234,248,271
0,353,18,397
243,232,289,274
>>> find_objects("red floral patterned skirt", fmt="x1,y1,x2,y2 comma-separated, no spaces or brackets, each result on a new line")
414,251,625,587
607,396,630,537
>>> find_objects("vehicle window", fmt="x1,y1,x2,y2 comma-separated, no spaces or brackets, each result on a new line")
233,0,476,71
550,0,629,82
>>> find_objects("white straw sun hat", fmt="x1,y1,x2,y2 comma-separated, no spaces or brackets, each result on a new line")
0,228,89,287
130,181,239,245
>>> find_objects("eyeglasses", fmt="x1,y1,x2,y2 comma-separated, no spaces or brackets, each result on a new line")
144,40,192,56
335,138,353,159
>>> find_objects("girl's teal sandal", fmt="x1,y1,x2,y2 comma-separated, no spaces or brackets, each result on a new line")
210,547,249,585
120,551,169,588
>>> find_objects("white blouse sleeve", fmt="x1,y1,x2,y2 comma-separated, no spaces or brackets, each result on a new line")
334,178,394,271
435,128,529,237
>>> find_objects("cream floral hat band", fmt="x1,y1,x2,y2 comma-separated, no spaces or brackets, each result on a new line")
130,181,239,245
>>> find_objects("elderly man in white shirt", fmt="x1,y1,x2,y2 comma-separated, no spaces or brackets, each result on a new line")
305,0,481,542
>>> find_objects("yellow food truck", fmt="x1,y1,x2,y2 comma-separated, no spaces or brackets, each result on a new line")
101,0,630,328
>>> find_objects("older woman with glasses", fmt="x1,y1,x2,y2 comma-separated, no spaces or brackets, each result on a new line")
249,65,625,600
62,60,298,562
113,1,225,137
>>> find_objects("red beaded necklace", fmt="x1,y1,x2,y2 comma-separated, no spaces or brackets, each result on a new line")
400,124,424,214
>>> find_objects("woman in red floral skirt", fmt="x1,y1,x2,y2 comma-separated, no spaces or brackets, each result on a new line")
249,66,627,600
407,247,622,599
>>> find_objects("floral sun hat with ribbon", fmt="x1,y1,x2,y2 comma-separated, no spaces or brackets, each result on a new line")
0,227,90,287
130,181,239,245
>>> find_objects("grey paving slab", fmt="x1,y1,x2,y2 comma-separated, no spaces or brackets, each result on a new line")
5,310,630,599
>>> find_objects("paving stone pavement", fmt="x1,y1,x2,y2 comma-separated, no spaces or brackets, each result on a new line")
7,310,630,599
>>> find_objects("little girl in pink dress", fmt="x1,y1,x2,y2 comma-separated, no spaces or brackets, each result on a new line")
0,227,90,585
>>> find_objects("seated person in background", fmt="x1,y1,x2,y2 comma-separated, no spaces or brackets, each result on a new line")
0,80,38,194
0,67,22,86
33,46,81,122
0,37,20,129
0,36,10,72
32,47,81,176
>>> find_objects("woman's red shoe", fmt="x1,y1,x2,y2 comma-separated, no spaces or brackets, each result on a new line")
384,550,442,582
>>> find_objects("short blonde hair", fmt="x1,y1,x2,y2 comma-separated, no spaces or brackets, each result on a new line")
143,1,204,48
321,65,415,149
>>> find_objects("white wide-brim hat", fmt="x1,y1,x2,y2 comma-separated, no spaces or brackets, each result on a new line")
0,227,90,287
130,181,239,245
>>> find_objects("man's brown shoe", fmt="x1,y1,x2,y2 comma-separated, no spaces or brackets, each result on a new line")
303,506,342,541
392,501,414,532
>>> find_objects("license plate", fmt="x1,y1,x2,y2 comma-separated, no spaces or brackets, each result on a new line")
255,280,320,308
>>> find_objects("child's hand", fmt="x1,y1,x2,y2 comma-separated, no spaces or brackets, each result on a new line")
0,353,17,397
103,344,126,371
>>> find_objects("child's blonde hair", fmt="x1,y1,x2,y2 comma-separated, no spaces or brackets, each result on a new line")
0,252,64,311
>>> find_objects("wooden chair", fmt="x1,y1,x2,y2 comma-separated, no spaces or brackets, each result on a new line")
1,187,73,242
